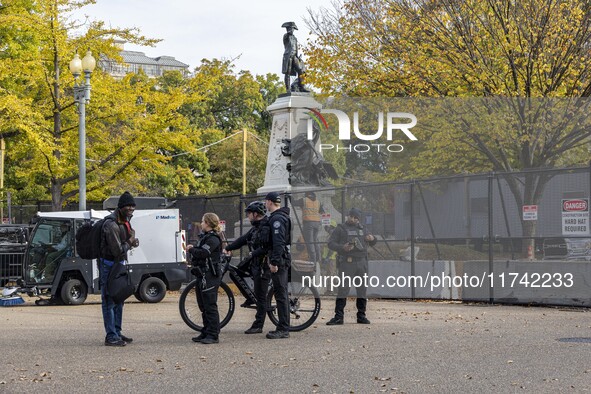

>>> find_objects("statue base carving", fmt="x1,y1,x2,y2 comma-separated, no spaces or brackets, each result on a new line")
258,94,323,196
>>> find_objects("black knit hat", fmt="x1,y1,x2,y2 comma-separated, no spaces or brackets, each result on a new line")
348,207,362,219
118,191,136,209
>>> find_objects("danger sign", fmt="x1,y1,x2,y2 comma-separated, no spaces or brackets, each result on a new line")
563,199,588,211
562,199,589,236
522,205,538,221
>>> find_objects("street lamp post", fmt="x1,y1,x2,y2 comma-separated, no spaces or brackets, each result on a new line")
69,51,96,211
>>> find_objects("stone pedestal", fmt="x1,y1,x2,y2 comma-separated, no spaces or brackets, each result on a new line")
257,93,323,195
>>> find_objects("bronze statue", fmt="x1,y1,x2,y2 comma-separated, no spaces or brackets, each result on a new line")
282,22,308,92
281,121,337,186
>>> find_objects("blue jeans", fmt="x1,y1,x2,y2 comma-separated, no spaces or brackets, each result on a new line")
100,260,124,341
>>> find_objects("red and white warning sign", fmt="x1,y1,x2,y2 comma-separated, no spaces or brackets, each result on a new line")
219,220,226,232
562,199,589,235
522,205,538,221
321,213,331,226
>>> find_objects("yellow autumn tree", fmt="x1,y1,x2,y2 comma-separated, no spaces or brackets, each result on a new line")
306,0,591,172
306,0,591,249
0,0,202,210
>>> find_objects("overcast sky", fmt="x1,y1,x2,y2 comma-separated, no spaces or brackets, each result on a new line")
71,0,336,76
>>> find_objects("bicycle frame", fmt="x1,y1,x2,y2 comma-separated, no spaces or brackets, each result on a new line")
179,255,321,332
221,257,259,308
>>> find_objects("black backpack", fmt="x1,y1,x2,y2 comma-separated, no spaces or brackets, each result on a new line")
75,218,110,260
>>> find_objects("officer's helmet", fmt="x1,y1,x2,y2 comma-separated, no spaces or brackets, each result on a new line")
245,201,266,216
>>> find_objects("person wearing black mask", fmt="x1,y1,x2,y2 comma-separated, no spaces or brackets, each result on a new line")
100,191,139,347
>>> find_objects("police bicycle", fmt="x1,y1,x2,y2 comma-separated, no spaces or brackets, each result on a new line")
179,256,321,332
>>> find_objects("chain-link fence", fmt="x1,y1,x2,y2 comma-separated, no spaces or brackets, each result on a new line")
3,165,590,305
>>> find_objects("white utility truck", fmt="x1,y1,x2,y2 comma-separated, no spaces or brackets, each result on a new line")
19,209,189,305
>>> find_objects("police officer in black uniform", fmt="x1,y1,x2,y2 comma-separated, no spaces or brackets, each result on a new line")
264,191,292,339
326,208,377,325
224,201,271,334
188,212,223,344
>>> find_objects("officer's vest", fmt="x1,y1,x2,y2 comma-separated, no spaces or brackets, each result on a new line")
248,220,270,258
341,224,368,259
303,198,321,222
196,231,222,264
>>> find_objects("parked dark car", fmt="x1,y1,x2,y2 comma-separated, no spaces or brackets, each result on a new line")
543,237,591,260
0,224,32,287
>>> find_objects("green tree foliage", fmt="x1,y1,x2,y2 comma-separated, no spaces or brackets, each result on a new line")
182,59,271,134
1,0,285,209
176,60,284,194
0,0,198,210
256,73,285,134
204,130,269,195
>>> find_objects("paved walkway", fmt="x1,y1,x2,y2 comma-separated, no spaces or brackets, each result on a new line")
0,294,590,393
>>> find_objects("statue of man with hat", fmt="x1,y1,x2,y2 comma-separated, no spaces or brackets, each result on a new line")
282,21,308,92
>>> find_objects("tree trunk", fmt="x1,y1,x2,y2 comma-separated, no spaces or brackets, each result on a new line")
51,181,64,212
502,171,553,259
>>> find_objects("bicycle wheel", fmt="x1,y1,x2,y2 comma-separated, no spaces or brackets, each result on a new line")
266,282,321,332
179,280,235,331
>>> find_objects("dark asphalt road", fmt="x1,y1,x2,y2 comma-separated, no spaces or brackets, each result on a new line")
0,294,590,393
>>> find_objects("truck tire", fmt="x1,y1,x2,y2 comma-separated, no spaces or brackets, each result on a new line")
133,291,145,302
60,278,88,305
138,277,166,303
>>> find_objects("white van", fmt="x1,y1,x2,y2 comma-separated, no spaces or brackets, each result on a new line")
20,209,189,305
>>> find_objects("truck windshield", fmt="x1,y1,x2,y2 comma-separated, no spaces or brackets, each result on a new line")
27,220,72,283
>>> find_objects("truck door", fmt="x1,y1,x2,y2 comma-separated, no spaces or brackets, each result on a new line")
25,219,72,285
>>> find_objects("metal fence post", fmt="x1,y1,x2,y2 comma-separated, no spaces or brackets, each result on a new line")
341,186,346,223
238,196,245,262
488,172,494,303
410,181,415,300
7,192,11,224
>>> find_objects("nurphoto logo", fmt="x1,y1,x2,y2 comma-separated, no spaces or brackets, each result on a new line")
306,107,418,153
